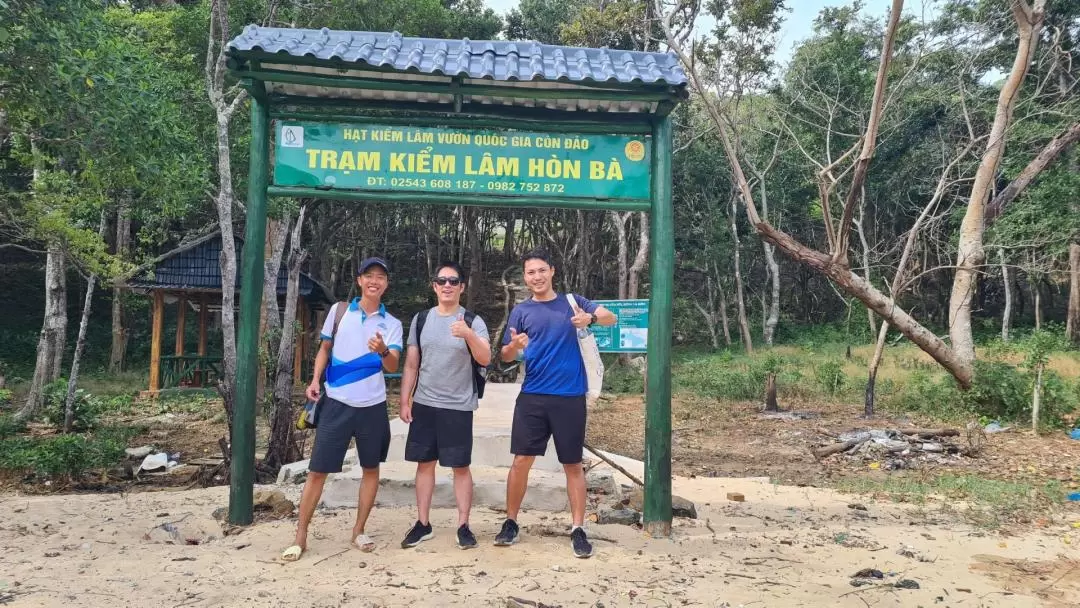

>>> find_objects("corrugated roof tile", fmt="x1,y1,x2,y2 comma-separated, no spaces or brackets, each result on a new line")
227,26,687,87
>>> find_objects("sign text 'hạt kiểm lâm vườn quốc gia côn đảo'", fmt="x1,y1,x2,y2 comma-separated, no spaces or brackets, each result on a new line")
273,122,652,201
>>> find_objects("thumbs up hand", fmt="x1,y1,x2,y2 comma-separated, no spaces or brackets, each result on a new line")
368,331,387,353
509,327,529,351
450,312,472,339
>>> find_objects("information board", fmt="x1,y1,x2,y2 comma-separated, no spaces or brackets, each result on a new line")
592,299,649,353
273,122,651,200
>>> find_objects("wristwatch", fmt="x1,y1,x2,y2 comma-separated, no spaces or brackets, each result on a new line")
589,313,597,326
379,348,391,358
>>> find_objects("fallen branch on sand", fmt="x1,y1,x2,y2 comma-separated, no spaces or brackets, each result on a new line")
583,443,644,487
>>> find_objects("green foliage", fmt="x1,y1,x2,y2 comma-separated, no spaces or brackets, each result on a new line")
602,358,645,394
0,388,11,408
42,378,103,432
0,426,135,480
0,414,26,440
888,360,1078,427
814,360,846,396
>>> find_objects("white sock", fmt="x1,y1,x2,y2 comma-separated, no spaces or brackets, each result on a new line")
571,525,583,532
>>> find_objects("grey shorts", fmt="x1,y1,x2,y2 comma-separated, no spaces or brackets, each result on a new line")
309,398,390,472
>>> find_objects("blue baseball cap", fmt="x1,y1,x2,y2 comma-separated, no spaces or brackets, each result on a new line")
357,257,389,275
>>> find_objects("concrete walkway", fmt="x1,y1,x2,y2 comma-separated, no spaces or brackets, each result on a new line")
279,383,576,510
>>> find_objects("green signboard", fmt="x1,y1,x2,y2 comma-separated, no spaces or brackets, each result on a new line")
273,122,651,200
592,299,649,353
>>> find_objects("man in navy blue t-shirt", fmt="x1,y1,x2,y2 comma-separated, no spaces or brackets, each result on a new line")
494,249,616,558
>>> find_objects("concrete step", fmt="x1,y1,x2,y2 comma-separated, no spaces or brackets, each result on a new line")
319,460,569,512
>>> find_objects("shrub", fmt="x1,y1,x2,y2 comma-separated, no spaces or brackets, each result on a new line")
887,361,1077,426
0,414,25,440
815,360,846,396
42,379,102,432
0,387,12,408
0,426,135,480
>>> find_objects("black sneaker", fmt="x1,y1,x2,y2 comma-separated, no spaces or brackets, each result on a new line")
570,527,593,558
400,520,433,548
456,524,477,549
493,519,519,546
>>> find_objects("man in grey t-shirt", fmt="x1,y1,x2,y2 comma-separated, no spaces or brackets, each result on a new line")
399,261,491,550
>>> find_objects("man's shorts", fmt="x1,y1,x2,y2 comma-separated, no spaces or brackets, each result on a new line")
309,397,391,472
404,402,474,468
510,393,586,464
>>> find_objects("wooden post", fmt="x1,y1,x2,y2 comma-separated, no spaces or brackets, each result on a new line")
149,290,164,393
231,88,270,526
198,293,209,356
293,297,306,384
175,297,186,356
197,293,209,386
644,116,674,537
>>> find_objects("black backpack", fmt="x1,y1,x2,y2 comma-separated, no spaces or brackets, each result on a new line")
413,308,488,399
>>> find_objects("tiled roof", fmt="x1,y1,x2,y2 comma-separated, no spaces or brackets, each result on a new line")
125,232,332,304
227,26,687,87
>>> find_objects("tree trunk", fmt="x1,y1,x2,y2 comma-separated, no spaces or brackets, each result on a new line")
467,209,481,306
108,199,132,373
716,262,732,347
19,244,68,421
730,194,753,354
1068,242,1080,346
1001,249,1012,342
206,0,248,427
764,373,778,412
265,208,306,470
949,0,1046,379
503,212,516,263
1034,274,1042,331
628,213,649,299
865,320,890,417
611,212,630,300
1031,363,1043,434
762,241,780,346
64,212,107,433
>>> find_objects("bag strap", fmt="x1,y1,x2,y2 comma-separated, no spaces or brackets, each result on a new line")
330,301,347,341
566,293,582,315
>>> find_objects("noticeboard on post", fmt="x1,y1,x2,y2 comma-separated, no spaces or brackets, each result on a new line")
591,299,649,353
273,122,652,200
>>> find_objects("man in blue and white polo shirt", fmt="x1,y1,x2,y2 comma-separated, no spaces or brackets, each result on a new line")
282,257,403,562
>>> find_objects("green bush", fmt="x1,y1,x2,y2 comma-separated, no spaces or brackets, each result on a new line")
0,426,135,480
0,414,26,440
887,361,1077,427
42,379,102,432
603,360,645,394
0,387,12,408
815,360,846,396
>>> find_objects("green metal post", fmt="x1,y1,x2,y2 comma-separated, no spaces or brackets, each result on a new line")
229,91,270,525
643,116,673,537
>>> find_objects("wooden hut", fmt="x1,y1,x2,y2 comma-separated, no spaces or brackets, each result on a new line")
121,231,332,393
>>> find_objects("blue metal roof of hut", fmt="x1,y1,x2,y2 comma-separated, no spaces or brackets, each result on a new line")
227,27,687,115
123,231,332,305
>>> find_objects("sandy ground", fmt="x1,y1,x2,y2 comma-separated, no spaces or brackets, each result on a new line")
2,474,1079,608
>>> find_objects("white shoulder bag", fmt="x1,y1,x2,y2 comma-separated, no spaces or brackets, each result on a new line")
567,294,604,405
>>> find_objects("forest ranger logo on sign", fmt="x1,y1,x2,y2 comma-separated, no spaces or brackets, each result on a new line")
281,126,304,148
624,140,645,162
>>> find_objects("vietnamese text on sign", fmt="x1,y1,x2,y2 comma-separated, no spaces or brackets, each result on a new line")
273,122,652,200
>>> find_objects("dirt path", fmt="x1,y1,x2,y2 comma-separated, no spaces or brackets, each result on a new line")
2,475,1078,607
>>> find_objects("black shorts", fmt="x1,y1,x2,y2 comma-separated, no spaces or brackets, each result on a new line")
510,393,586,464
309,398,391,472
404,402,474,468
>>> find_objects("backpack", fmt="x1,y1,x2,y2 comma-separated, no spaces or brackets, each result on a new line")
296,301,348,430
413,307,488,399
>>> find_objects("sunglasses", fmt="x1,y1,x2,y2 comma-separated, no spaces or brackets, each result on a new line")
433,276,462,286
